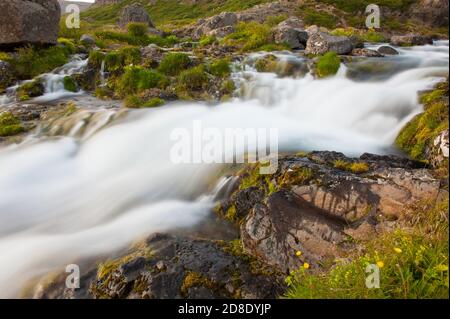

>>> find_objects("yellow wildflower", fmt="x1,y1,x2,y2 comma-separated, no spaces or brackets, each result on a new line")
394,247,402,254
376,261,384,268
303,262,310,269
436,264,449,272
295,251,302,257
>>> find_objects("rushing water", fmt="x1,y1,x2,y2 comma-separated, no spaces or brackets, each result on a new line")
0,41,448,297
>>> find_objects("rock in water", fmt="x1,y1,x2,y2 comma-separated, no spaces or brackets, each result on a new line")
390,34,433,46
118,3,154,29
377,45,399,55
305,32,353,55
272,17,308,49
0,0,61,49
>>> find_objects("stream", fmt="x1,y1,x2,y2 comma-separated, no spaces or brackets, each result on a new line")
0,41,448,297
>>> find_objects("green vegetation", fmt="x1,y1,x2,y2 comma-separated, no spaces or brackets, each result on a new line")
180,271,216,297
158,53,191,76
117,66,167,96
81,0,270,28
396,81,449,161
5,44,73,79
63,76,78,92
320,0,416,13
88,51,105,68
333,159,370,174
223,22,273,52
178,65,208,90
0,111,24,137
300,7,338,29
124,95,165,108
199,35,217,47
17,80,44,101
285,199,449,299
95,29,179,47
208,58,231,77
331,28,388,43
254,55,278,73
316,52,341,78
127,22,148,37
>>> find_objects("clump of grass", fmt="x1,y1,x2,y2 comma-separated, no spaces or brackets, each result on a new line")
119,46,142,66
316,52,341,78
223,22,272,52
300,7,338,29
285,198,449,299
0,111,24,137
143,97,165,108
88,50,105,68
127,22,148,37
178,65,208,90
117,66,167,96
208,58,231,77
104,51,124,72
180,271,215,297
278,167,314,188
158,53,191,76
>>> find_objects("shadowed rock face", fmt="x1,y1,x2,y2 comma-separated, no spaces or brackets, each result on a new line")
34,234,285,299
0,0,61,49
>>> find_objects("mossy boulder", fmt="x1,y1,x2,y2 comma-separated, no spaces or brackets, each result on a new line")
254,54,278,73
63,76,78,92
17,79,45,101
316,52,341,78
0,111,24,137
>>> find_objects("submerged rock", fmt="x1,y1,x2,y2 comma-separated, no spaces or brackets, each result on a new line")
0,0,61,49
390,34,433,46
351,48,383,57
305,32,353,55
377,45,399,55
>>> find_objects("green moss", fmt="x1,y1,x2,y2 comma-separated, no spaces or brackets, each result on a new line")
300,7,338,29
143,98,165,108
57,38,76,54
333,160,370,174
17,80,44,101
158,53,191,76
180,271,216,297
0,111,24,137
316,52,341,78
63,76,78,92
396,81,449,161
254,55,278,73
208,58,231,77
278,167,314,187
178,65,208,90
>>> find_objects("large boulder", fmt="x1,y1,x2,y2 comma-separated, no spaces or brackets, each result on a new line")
118,3,154,29
0,0,61,49
305,32,353,55
192,12,238,40
219,152,441,272
390,34,433,46
377,45,399,55
272,17,308,49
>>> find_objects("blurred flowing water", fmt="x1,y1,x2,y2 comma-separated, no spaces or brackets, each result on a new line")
0,41,448,297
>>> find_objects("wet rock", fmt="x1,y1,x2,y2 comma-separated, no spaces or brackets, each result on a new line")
118,3,154,29
17,79,45,101
305,32,353,55
351,48,383,57
36,234,285,299
390,34,433,46
0,0,61,49
377,45,399,55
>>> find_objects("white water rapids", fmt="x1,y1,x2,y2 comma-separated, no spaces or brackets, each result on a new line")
0,41,448,297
